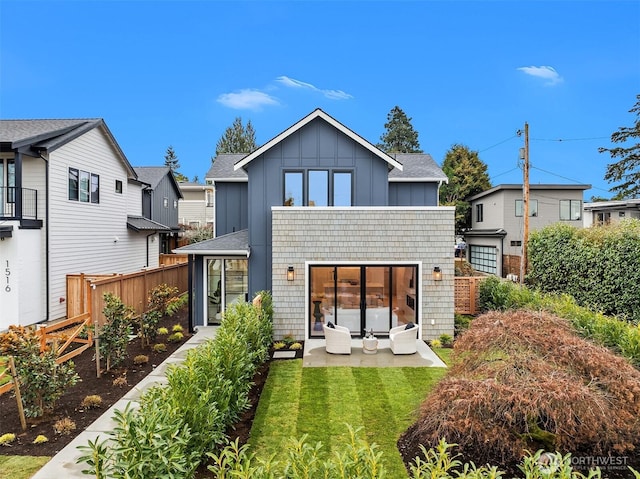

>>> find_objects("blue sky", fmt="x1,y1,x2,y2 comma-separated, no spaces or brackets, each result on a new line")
1,1,639,199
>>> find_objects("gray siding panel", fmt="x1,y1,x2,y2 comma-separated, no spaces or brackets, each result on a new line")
215,182,248,236
389,182,439,206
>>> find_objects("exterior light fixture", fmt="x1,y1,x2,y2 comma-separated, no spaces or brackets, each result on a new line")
432,266,442,281
287,266,295,281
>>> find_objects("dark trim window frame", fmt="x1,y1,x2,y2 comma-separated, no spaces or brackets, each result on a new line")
515,199,538,217
283,169,353,207
476,203,484,223
69,167,100,204
115,179,123,194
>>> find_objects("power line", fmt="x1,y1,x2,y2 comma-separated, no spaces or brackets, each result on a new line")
490,167,520,181
479,134,519,153
530,136,609,142
530,166,610,193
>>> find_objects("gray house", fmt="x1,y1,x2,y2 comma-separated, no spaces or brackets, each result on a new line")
133,166,183,254
465,183,590,278
177,109,455,341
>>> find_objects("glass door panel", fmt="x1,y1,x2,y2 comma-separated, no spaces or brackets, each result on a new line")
207,259,222,325
335,266,361,334
225,259,248,307
309,266,334,337
391,266,418,327
364,266,391,334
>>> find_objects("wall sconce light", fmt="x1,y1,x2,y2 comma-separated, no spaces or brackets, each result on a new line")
432,266,442,281
287,266,295,281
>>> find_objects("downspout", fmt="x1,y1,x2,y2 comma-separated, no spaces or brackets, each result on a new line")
38,152,50,322
145,232,155,267
187,254,194,334
500,234,505,279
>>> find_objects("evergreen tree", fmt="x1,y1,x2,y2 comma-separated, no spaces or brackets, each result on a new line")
599,94,640,199
164,145,180,171
376,106,423,153
214,117,258,158
439,144,492,234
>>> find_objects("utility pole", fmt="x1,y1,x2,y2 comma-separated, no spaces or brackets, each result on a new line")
520,122,530,284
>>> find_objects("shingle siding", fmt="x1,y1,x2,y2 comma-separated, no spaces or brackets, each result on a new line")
271,207,455,340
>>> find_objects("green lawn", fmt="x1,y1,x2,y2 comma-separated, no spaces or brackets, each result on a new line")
249,360,448,477
0,455,50,479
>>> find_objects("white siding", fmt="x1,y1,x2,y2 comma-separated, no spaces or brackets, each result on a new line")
47,127,149,320
126,180,143,216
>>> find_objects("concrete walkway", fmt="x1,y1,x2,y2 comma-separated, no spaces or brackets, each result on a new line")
31,327,218,479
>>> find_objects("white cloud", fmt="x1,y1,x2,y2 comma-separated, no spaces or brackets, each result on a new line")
276,75,353,100
216,89,279,110
517,65,563,85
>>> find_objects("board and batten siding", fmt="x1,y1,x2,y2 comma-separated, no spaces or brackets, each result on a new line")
47,126,156,320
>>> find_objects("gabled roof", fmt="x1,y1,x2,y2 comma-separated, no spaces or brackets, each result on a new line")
0,118,136,178
233,109,403,172
206,154,248,182
467,183,592,202
133,166,184,199
388,153,448,183
126,216,172,232
174,229,249,256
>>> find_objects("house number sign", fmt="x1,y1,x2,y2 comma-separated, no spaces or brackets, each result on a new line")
4,260,10,292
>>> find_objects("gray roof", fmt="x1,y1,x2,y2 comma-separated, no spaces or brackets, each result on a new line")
175,229,249,255
126,216,172,232
388,153,448,182
468,183,592,201
0,118,136,177
133,166,184,198
206,154,248,181
206,152,446,183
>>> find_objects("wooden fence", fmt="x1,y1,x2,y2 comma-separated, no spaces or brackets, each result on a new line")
66,262,188,328
454,276,485,315
0,356,26,429
159,253,188,266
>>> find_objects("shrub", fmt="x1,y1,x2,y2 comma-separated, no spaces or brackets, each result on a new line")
152,343,167,353
290,342,303,350
439,334,453,347
157,327,169,336
273,341,286,350
0,325,79,417
53,417,76,435
100,293,134,371
133,354,149,365
0,433,16,446
399,310,640,475
172,324,183,333
33,435,48,444
454,314,472,336
430,339,442,348
112,376,127,388
81,395,103,409
282,334,295,347
167,332,183,343
139,284,181,347
528,220,640,322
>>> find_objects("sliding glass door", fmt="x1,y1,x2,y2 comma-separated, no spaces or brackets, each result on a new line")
309,264,418,337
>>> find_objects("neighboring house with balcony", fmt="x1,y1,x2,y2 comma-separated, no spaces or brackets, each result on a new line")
0,119,165,331
133,166,183,254
583,198,640,227
464,183,591,278
177,181,214,231
176,108,454,341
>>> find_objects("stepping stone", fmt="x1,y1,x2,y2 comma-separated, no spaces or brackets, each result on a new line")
273,351,296,359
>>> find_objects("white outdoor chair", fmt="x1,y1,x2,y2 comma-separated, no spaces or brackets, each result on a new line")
323,323,352,355
389,324,418,355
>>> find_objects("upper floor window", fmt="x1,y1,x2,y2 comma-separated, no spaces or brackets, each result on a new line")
560,199,582,221
284,170,352,207
206,190,214,207
476,203,483,222
163,197,169,208
68,168,99,204
515,199,538,217
115,180,123,194
173,199,178,209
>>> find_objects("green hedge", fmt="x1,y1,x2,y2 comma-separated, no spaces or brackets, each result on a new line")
78,292,273,479
479,277,640,367
527,220,640,323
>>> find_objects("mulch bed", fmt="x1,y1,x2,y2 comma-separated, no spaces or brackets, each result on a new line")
0,312,302,467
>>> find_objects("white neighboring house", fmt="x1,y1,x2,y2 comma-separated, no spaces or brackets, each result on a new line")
583,199,640,227
177,181,214,231
0,119,166,331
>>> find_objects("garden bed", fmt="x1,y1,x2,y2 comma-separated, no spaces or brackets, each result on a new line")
0,310,191,457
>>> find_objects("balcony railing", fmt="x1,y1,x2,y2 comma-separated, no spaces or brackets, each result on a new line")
0,187,39,220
